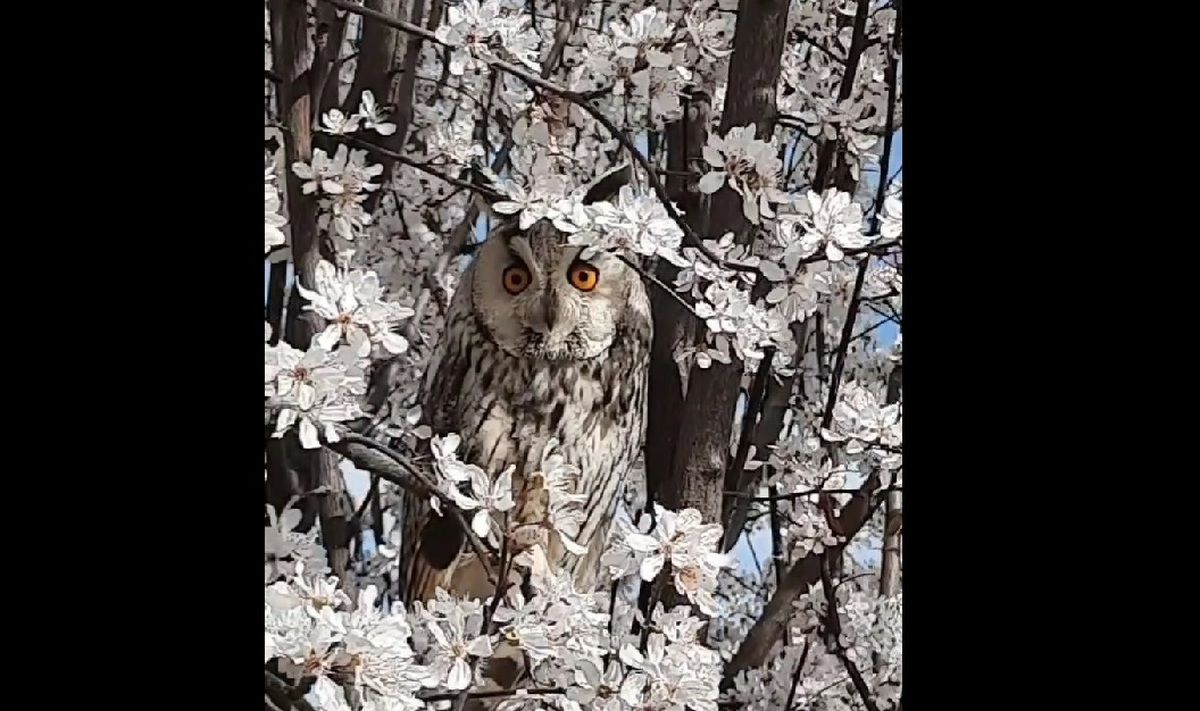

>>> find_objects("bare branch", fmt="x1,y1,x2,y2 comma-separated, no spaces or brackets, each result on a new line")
615,254,701,320
723,479,887,682
332,134,505,200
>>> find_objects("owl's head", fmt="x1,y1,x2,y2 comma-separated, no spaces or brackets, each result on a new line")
470,219,643,361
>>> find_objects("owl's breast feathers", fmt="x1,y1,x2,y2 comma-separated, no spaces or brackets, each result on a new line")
403,275,652,599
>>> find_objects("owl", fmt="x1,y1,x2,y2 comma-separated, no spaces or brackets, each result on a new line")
398,217,652,605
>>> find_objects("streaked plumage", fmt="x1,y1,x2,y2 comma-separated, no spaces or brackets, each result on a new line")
399,218,652,604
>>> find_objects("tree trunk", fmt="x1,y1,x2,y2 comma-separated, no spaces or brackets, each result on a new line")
268,0,355,595
660,0,793,526
645,91,710,507
361,0,438,215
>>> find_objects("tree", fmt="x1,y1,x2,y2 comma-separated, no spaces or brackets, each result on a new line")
263,1,903,709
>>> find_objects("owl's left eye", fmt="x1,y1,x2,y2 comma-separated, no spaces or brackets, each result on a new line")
568,262,599,292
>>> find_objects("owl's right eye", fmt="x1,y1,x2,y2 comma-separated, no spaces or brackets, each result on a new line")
502,264,531,294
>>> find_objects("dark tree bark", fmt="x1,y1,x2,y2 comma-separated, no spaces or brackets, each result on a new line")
347,0,405,111
659,0,793,531
361,0,439,215
265,260,288,347
645,92,710,507
268,0,355,595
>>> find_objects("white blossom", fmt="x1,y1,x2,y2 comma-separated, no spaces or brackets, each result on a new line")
296,260,415,358
697,125,786,224
356,91,397,136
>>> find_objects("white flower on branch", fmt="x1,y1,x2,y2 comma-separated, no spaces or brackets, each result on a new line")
580,185,689,266
292,147,342,196
307,675,352,711
611,7,676,65
341,587,429,708
318,108,363,136
296,260,416,359
265,342,365,449
622,504,732,616
881,194,903,239
694,281,750,336
265,565,348,673
799,188,870,262
822,381,901,454
265,499,329,583
618,608,722,711
495,546,610,684
414,592,494,691
435,0,538,75
355,91,397,136
684,2,735,60
491,162,591,234
293,146,384,241
697,125,787,224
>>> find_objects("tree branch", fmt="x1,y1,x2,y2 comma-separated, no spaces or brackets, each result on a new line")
323,431,496,582
331,134,505,200
722,479,886,682
820,559,880,711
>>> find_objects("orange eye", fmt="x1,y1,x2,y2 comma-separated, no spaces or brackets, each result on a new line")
502,264,530,294
569,263,599,292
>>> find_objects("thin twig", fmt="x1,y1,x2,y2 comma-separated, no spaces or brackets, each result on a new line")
349,474,378,530
783,638,812,711
332,134,505,200
721,347,776,535
819,558,880,711
615,254,700,319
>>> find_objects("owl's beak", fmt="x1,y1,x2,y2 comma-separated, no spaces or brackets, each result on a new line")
541,290,559,332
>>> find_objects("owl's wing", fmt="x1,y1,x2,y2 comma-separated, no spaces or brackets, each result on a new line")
399,263,486,604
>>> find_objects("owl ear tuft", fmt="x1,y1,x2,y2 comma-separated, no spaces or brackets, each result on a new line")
581,162,633,205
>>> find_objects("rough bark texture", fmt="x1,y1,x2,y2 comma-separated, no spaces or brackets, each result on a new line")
660,0,793,531
268,0,355,595
347,0,405,111
265,260,288,347
361,0,438,214
645,92,710,507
